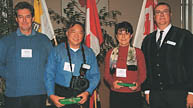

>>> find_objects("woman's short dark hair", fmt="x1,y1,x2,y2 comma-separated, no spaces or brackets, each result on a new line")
115,21,133,35
15,2,34,17
114,21,134,46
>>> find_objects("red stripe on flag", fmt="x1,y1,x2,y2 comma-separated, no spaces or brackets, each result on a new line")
86,0,103,55
89,92,94,108
89,0,103,45
85,34,91,47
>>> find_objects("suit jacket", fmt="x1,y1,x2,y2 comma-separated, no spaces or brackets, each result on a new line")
141,26,193,92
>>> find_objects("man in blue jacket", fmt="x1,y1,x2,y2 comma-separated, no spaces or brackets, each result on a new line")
0,2,53,108
45,21,100,108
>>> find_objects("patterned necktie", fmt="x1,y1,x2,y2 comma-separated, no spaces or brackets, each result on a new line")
156,31,164,48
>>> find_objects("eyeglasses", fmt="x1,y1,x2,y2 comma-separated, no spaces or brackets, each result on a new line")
155,10,169,15
69,31,84,35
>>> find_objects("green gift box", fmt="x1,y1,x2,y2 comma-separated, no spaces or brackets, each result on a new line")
59,97,81,105
117,83,136,87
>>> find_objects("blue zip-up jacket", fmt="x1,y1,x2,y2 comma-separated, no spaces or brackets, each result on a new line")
45,42,100,96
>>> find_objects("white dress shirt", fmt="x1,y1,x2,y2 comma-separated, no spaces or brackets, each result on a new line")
156,24,172,46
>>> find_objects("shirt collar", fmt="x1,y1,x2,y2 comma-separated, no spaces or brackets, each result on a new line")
71,47,79,52
156,24,172,44
16,28,36,36
157,24,172,33
68,43,83,52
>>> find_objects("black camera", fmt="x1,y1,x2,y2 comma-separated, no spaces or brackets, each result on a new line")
70,64,90,92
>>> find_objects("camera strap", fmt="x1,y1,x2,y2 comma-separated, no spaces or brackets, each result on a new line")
65,42,86,76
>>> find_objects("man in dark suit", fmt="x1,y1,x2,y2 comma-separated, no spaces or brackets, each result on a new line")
141,2,193,108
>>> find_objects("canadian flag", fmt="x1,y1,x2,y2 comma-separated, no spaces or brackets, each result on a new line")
85,0,103,56
133,0,157,48
85,0,103,108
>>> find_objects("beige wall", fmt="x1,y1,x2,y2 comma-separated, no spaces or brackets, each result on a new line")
14,0,181,35
13,0,181,108
14,0,32,5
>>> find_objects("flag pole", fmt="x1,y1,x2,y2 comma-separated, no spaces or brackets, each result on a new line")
53,35,58,46
94,90,97,108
